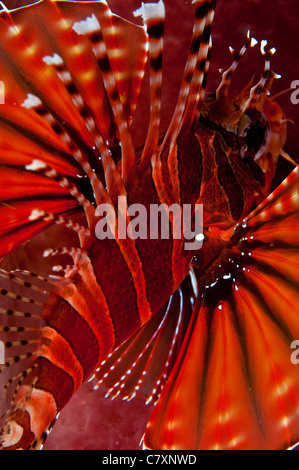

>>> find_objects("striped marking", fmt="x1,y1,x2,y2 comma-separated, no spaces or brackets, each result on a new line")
216,32,257,98
95,198,152,327
193,33,212,123
39,326,84,392
72,254,116,361
23,88,108,207
151,0,216,260
242,42,279,112
161,0,212,151
135,1,165,173
73,12,138,189
41,224,149,350
151,146,182,296
34,357,75,411
115,226,152,326
28,209,92,243
48,286,100,370
88,237,141,346
26,160,95,228
166,145,187,289
51,259,115,368
151,142,190,293
0,287,43,306
3,365,38,396
179,0,216,134
43,55,102,150
71,13,136,201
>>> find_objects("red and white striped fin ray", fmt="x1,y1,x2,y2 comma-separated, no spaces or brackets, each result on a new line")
0,271,51,403
0,199,81,260
241,40,281,112
71,3,146,190
25,159,96,230
0,0,91,256
32,5,129,204
150,0,215,262
192,33,212,123
160,0,214,154
179,0,216,136
134,0,165,173
144,165,299,450
50,257,116,366
216,31,257,98
27,209,92,249
21,83,106,207
59,0,148,125
40,38,127,205
165,0,213,286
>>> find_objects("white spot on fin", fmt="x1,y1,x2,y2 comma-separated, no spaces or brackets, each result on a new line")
43,53,63,66
28,209,45,221
72,14,100,35
21,93,42,109
25,159,46,171
43,249,53,257
134,0,165,21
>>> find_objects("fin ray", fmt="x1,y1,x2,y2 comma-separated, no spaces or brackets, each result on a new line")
93,271,196,405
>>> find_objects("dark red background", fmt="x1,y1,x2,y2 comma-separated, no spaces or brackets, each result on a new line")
2,0,299,450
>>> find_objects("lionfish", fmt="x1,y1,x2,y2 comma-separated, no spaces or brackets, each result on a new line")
0,0,298,450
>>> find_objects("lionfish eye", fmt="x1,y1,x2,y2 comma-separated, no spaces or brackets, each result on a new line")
237,109,270,159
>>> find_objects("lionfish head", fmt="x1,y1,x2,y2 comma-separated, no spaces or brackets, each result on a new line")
200,33,288,196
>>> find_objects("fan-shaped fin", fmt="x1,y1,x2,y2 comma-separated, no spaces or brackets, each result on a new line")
66,0,148,188
0,266,72,450
0,270,53,405
144,165,299,450
0,0,148,148
0,199,80,260
0,0,149,257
